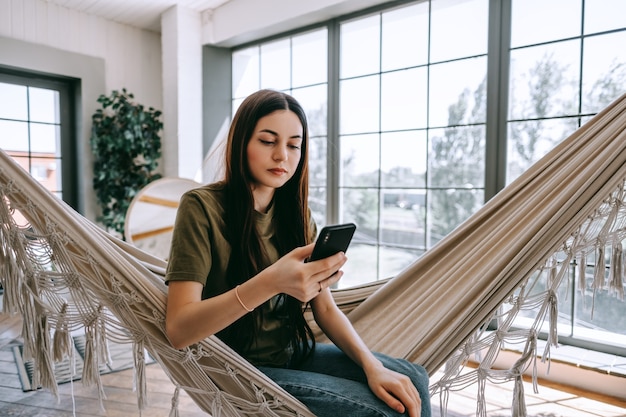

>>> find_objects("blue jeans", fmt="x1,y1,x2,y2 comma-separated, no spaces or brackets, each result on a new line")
258,343,431,417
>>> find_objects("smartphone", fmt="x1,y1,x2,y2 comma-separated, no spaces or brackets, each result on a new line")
308,223,357,262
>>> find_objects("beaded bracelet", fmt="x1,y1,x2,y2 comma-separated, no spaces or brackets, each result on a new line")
235,285,254,312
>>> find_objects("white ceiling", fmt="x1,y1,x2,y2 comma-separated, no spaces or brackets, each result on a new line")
45,0,233,32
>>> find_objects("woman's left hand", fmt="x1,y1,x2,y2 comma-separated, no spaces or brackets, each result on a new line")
365,363,422,417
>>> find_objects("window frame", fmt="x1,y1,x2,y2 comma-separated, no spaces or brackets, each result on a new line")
0,68,78,209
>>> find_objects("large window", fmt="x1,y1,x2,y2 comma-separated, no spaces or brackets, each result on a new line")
338,0,488,285
229,0,626,356
0,70,77,208
232,0,490,287
507,0,626,354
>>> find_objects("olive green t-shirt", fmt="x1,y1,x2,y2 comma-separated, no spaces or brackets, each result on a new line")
165,183,304,366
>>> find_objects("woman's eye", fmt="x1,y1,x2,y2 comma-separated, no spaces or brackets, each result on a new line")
289,145,301,150
260,139,274,145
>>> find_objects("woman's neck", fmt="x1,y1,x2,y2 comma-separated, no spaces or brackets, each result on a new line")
252,186,274,213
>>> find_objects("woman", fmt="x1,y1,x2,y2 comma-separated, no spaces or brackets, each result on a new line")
165,89,431,417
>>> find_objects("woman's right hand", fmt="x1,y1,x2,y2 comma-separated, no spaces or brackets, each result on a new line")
166,243,347,349
264,243,346,302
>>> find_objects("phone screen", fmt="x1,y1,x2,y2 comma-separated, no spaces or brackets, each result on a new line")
308,223,356,262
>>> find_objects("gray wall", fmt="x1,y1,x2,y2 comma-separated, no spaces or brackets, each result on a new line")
0,36,105,217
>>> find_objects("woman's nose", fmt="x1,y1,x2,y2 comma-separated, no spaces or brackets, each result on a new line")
273,145,288,161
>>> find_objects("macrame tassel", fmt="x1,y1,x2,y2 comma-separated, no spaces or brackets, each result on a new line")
19,282,37,362
20,270,57,396
82,330,107,410
0,246,22,315
438,387,450,417
511,331,536,417
548,257,557,287
82,327,98,386
609,242,624,300
133,341,148,410
511,375,527,417
547,290,559,348
475,369,488,417
53,303,72,362
591,245,606,319
97,307,112,366
592,245,606,290
169,387,181,417
520,330,539,392
35,316,59,397
82,308,108,409
577,253,587,299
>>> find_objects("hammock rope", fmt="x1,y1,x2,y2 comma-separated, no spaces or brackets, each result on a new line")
1,93,626,416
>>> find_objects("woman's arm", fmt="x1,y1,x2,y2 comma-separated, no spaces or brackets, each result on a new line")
165,244,346,349
166,278,271,349
311,291,422,417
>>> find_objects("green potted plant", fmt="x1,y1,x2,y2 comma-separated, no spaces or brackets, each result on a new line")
90,88,163,239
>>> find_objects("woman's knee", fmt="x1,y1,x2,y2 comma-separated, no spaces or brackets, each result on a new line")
373,352,428,381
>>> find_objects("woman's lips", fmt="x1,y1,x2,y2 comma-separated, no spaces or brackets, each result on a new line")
268,168,287,175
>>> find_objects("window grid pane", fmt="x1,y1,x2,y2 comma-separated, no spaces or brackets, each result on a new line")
338,1,488,286
0,81,64,196
508,3,626,184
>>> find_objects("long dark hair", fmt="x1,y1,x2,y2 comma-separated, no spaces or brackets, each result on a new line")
217,89,315,364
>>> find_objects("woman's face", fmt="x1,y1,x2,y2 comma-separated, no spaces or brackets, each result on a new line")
246,109,303,194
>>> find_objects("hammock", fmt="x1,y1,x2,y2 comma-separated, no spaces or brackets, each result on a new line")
1,92,626,417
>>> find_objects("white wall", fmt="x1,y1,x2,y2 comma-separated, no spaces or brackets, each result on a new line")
0,0,162,109
0,0,163,220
